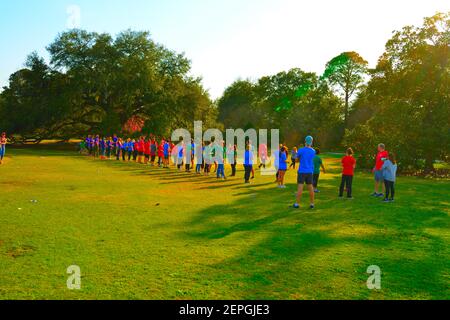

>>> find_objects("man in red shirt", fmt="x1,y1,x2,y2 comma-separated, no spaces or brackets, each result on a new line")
137,137,145,164
339,148,356,199
144,138,151,165
372,143,389,197
157,140,165,167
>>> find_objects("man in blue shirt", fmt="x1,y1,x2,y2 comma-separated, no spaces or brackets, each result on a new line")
163,141,170,168
294,136,316,209
244,145,253,183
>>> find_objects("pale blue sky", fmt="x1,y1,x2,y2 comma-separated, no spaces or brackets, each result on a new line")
0,0,448,98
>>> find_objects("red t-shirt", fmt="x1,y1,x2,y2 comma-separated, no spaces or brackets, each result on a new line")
259,144,267,157
137,140,145,152
375,151,389,171
158,144,164,157
144,141,151,155
342,155,356,176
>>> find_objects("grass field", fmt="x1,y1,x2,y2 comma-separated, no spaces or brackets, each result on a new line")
0,148,449,300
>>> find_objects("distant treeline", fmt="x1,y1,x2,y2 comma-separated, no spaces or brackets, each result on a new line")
0,13,448,172
217,13,449,172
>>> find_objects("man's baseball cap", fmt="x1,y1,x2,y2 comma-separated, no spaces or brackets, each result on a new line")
305,136,314,146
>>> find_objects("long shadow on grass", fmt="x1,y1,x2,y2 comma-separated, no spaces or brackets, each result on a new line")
62,151,450,298
181,175,449,299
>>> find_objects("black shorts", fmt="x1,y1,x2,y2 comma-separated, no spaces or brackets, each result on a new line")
298,173,313,185
138,152,144,156
145,154,150,160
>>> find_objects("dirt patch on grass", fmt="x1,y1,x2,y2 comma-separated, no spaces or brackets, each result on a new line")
6,245,37,259
0,180,31,187
66,185,77,191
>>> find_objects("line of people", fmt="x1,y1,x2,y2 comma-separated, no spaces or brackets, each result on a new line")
81,135,243,178
81,134,398,208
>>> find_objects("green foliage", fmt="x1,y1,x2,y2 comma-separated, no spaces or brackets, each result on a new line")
343,124,376,168
217,70,343,148
324,51,368,128
0,30,218,141
346,12,450,172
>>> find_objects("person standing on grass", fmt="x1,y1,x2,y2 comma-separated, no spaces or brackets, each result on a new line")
177,140,185,171
79,139,86,154
163,139,170,168
372,143,389,197
289,147,298,170
339,148,356,199
116,138,123,161
190,139,196,171
106,137,112,159
203,141,212,175
185,140,192,172
382,153,398,203
277,146,288,188
132,139,138,162
158,139,165,167
244,145,254,184
227,144,237,177
100,137,106,160
0,132,7,165
94,135,100,158
112,134,118,158
248,140,255,179
144,137,151,165
126,138,133,161
258,142,268,169
211,137,218,174
139,137,146,164
85,136,90,155
313,148,326,193
196,142,204,174
293,136,316,209
150,138,157,166
123,138,128,161
216,141,226,180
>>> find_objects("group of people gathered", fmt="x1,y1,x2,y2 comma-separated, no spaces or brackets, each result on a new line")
292,136,398,209
81,134,398,209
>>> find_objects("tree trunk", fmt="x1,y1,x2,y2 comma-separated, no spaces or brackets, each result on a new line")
424,153,434,173
344,91,349,128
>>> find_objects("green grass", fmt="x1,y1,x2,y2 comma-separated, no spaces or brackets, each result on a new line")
0,148,449,300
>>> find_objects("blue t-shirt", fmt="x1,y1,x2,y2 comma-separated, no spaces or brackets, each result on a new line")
297,147,316,174
273,151,279,169
163,143,169,156
278,152,288,170
244,150,253,166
